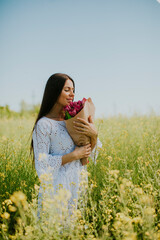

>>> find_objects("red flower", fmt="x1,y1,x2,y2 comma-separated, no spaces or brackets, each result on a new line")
63,98,87,120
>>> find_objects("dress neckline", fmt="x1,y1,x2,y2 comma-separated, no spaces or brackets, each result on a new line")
43,116,65,122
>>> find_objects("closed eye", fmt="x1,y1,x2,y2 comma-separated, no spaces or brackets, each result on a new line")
64,88,75,93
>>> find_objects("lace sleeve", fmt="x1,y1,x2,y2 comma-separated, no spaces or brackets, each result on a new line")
32,120,62,178
90,137,102,164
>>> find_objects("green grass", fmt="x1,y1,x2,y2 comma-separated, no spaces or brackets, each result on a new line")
0,114,160,239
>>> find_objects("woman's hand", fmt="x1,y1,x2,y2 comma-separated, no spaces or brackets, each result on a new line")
73,116,98,139
62,144,91,165
73,144,92,160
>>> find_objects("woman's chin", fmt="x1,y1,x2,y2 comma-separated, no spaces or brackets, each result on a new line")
66,101,71,105
63,103,69,107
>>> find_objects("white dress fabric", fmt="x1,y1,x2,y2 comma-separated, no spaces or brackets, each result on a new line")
32,116,102,217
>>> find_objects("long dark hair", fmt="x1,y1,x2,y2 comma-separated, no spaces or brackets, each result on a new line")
30,73,75,164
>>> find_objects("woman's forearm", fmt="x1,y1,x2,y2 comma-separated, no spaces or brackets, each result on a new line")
62,144,91,166
62,151,77,165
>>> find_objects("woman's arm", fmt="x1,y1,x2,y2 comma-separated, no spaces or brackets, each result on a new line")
32,121,62,176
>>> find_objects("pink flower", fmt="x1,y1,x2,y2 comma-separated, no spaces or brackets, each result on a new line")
63,98,87,119
69,109,77,116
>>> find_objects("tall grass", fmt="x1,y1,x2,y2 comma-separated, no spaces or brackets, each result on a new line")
0,114,160,239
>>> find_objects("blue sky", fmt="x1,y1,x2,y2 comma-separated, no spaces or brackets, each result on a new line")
0,0,160,118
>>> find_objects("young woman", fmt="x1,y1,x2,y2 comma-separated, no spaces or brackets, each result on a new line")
31,73,101,217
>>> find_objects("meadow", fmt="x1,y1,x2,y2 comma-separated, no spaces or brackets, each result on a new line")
0,111,160,240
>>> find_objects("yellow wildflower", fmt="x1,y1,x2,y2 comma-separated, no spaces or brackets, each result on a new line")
10,191,28,210
34,184,39,191
139,195,153,205
109,170,119,178
3,199,12,206
113,220,122,229
8,205,17,212
9,235,17,240
144,207,155,215
123,232,137,240
1,224,7,231
122,178,133,187
133,187,143,195
108,156,113,161
10,191,26,203
132,217,143,224
1,212,10,219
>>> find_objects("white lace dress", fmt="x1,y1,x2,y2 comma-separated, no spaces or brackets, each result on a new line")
32,116,102,216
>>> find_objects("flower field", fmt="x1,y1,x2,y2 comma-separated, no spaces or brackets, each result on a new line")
0,114,160,239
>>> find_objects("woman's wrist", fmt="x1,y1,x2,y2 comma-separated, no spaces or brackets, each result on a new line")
71,150,79,160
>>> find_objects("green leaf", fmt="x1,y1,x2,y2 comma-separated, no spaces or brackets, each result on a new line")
65,112,72,120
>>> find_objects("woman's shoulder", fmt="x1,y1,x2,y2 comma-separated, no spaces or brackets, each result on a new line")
34,116,65,134
34,117,54,134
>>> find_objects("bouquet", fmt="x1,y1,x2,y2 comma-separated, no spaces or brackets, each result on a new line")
64,98,87,120
64,97,95,165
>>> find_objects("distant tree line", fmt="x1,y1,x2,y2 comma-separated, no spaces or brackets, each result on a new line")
0,101,40,118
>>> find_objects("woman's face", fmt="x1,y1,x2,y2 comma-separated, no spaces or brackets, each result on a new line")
57,79,75,107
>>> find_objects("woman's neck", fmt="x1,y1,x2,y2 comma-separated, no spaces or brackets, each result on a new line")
46,103,65,120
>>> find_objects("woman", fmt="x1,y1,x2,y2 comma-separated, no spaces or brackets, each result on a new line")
31,73,101,217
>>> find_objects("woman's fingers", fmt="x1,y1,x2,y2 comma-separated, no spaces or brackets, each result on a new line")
76,144,91,158
85,144,91,153
86,146,91,150
73,121,88,129
76,117,88,124
74,125,85,130
74,118,90,128
74,127,86,132
85,143,91,147
73,118,97,138
74,129,88,135
85,151,91,157
74,124,89,134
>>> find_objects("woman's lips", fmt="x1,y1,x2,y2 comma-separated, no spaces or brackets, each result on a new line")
67,99,72,102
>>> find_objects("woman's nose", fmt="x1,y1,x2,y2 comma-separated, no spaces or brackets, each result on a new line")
70,91,74,96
